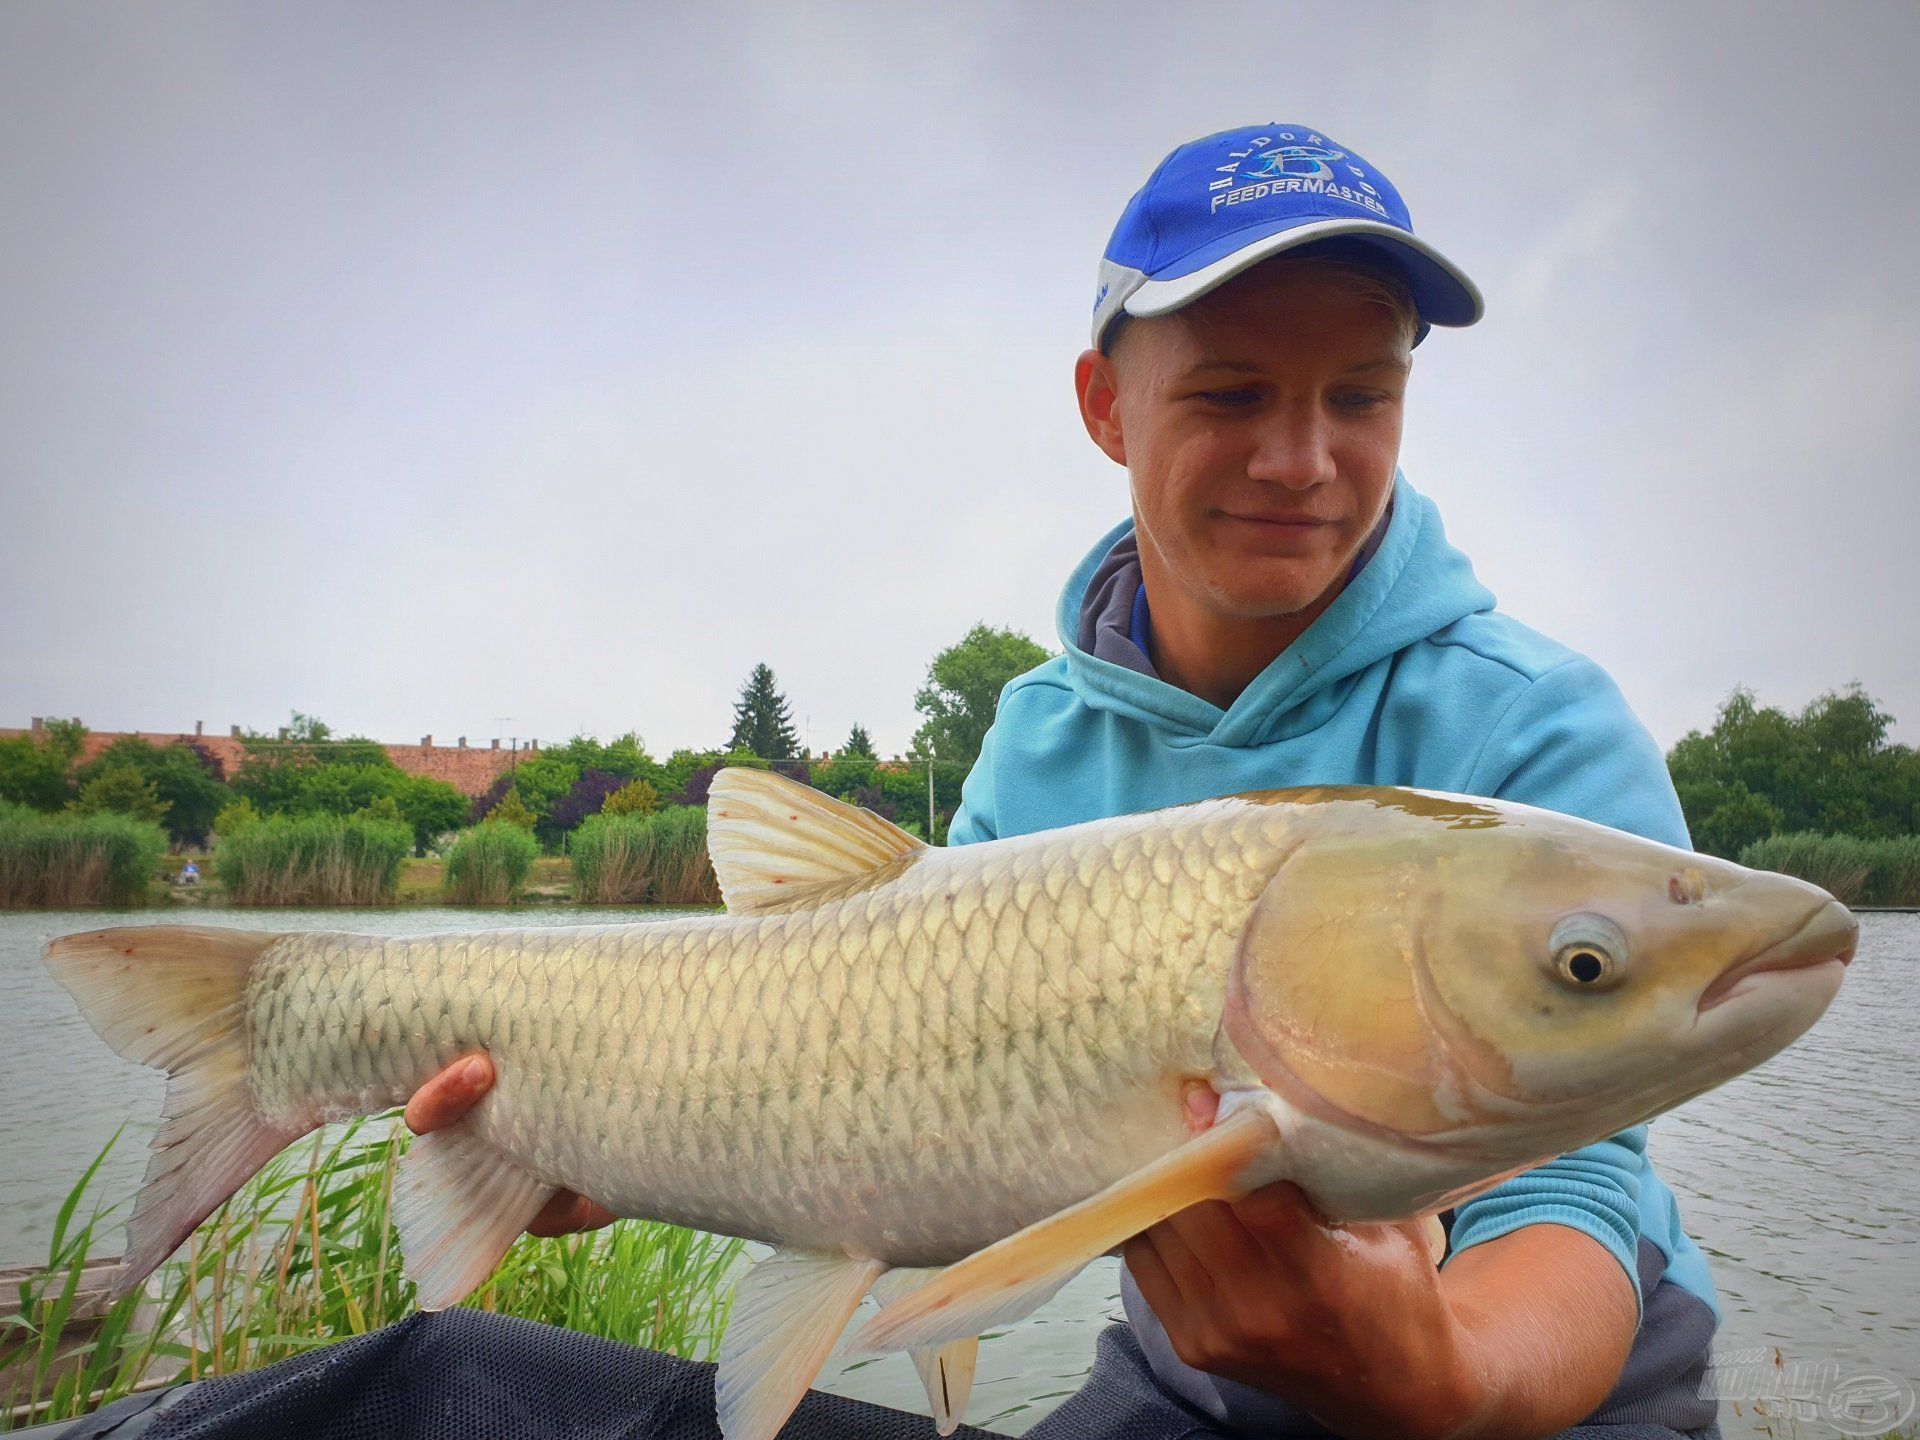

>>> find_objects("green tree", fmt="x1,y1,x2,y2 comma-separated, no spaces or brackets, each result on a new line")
1667,684,1918,857
544,732,660,786
842,724,877,761
397,775,471,855
0,732,75,812
727,664,800,760
75,737,233,846
910,623,1051,768
71,766,171,825
41,719,88,770
214,797,260,834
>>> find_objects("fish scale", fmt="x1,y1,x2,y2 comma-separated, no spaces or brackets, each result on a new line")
238,802,1276,1265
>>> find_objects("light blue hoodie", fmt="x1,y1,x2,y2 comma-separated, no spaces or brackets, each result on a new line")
949,473,1721,1433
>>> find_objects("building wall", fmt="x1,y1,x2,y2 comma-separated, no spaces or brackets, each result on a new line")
0,722,535,798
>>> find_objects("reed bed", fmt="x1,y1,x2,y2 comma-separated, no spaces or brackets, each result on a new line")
2,1124,744,1431
1740,832,1920,906
442,821,540,905
212,815,411,906
0,808,165,908
570,809,719,905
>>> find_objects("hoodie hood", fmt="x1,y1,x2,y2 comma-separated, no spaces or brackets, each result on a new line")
1055,471,1495,748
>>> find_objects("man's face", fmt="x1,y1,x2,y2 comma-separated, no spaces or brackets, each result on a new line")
1077,260,1411,621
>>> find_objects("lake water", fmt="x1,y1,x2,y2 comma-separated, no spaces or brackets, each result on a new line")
2,907,1914,1436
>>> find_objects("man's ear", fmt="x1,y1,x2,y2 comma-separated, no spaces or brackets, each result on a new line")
1075,349,1128,466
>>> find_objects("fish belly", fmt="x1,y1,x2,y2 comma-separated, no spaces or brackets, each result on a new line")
243,809,1284,1264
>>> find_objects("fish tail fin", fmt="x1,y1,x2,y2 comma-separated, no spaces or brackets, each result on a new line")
44,926,309,1297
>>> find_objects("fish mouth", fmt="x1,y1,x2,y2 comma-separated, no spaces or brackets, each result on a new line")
1697,899,1857,1013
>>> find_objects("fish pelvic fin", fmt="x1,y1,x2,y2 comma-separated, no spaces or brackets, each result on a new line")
392,1126,558,1310
707,768,925,914
42,926,308,1297
854,1105,1283,1356
871,1268,980,1435
716,1249,886,1440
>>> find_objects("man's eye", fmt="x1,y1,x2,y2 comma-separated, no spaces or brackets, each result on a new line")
1331,391,1389,412
1195,389,1260,409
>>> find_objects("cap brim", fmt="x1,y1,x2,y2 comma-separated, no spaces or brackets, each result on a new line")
1124,217,1484,330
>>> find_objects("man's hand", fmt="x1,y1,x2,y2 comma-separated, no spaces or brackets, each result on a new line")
1123,1091,1637,1440
403,1054,617,1238
1125,1187,1482,1440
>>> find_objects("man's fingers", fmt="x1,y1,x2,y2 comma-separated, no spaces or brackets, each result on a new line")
1121,1234,1184,1317
527,1192,618,1238
402,1053,494,1135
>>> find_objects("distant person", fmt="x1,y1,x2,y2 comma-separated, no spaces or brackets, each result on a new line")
179,860,199,887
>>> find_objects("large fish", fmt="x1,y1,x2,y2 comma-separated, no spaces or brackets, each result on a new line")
45,770,1855,1440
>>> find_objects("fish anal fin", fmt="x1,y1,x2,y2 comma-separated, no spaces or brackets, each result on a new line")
392,1126,557,1311
855,1104,1282,1356
707,769,925,914
716,1249,886,1440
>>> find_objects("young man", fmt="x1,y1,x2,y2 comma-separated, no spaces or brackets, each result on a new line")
404,127,1720,1439
938,125,1722,1440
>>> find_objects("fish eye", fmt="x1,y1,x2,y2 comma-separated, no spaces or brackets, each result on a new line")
1548,914,1628,991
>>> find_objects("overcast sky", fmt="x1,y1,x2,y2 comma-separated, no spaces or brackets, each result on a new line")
2,2,1915,759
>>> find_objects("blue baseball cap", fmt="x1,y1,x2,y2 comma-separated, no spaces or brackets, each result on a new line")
1092,124,1483,350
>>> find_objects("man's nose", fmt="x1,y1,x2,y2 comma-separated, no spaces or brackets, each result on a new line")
1245,404,1338,490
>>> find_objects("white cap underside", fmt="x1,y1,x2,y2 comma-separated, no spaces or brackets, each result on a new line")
1123,217,1484,326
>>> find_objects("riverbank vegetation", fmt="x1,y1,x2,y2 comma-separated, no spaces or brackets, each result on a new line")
570,809,718,905
0,806,166,908
1738,833,1920,908
0,1125,743,1431
212,814,411,906
442,821,540,905
1669,685,1920,902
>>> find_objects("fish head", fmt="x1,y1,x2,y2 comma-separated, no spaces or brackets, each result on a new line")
1222,788,1855,1160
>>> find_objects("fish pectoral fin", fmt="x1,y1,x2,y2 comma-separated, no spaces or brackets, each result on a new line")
392,1126,558,1311
716,1249,887,1440
706,768,925,914
854,1105,1282,1356
870,1268,980,1435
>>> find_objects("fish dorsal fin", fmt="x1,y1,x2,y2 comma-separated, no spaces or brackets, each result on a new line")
707,768,925,915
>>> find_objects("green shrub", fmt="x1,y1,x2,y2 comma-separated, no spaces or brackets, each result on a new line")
602,779,658,818
69,766,170,825
1739,832,1920,906
443,822,540,905
571,808,719,905
0,809,167,908
213,814,411,906
214,797,260,835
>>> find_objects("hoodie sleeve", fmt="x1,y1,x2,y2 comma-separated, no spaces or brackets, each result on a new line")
946,721,1001,847
1448,657,1689,1311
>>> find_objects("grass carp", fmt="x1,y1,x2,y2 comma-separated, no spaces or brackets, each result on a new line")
44,769,1856,1439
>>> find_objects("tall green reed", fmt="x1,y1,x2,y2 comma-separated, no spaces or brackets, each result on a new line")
0,809,165,909
1740,832,1920,906
3,1123,743,1430
570,809,719,906
443,822,540,905
212,815,411,906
